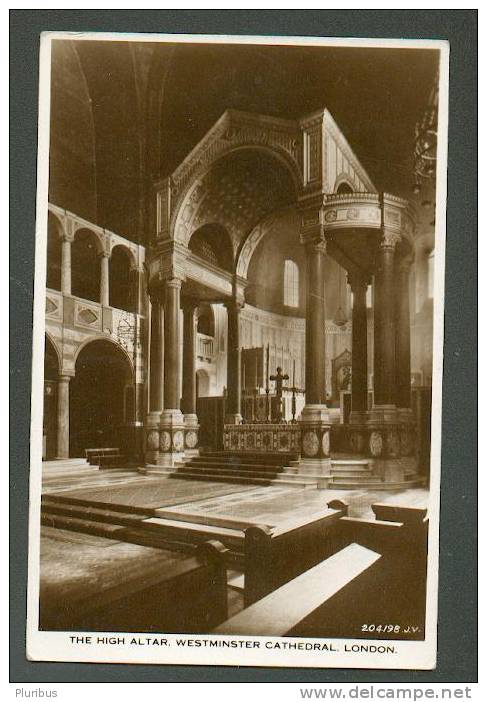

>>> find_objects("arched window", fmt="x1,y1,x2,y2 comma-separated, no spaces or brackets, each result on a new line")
283,259,299,308
336,181,354,194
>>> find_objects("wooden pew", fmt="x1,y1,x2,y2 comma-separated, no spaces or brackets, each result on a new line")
243,506,346,606
214,543,381,636
39,527,228,633
220,502,429,640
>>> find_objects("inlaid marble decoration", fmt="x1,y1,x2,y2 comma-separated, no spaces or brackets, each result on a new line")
369,430,383,457
172,430,185,452
185,430,198,449
302,430,320,457
159,430,171,452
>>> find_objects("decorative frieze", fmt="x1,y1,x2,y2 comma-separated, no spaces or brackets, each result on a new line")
223,423,301,454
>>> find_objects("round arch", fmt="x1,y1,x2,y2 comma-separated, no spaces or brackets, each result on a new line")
71,228,103,302
70,338,134,457
109,244,136,312
334,176,355,194
171,144,301,247
189,224,234,273
46,212,64,291
43,334,61,459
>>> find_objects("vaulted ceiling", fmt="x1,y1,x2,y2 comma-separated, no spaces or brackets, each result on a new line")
49,39,438,246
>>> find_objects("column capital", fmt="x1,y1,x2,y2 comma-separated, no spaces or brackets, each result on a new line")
224,298,245,312
304,238,327,256
165,277,183,291
347,271,371,292
380,229,401,250
181,296,199,313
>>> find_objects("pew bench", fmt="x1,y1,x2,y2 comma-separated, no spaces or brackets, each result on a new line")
39,526,228,633
214,543,381,636
244,506,345,606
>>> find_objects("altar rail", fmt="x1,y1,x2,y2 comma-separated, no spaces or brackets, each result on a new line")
223,423,301,454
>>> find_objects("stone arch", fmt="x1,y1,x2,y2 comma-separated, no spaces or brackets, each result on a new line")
43,334,61,459
171,136,301,248
109,244,136,312
46,211,64,291
188,224,234,273
71,228,103,302
73,334,135,376
334,175,355,193
45,331,62,374
70,337,135,456
236,207,294,279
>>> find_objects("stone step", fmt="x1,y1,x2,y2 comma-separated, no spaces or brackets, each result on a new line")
41,499,151,527
332,459,370,466
190,458,287,472
330,475,379,485
271,477,319,488
170,472,272,487
183,464,282,479
328,478,426,490
200,450,299,464
330,470,374,479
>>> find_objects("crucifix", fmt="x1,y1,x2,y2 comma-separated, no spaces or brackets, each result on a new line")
270,366,289,423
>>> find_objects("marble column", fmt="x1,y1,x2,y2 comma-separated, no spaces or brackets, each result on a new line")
181,299,199,453
349,273,369,416
100,252,110,307
158,278,185,467
395,257,413,410
373,232,399,410
304,241,327,405
163,278,182,410
145,291,164,466
149,292,164,413
225,300,242,424
56,375,70,459
181,300,198,416
60,237,71,296
299,239,331,476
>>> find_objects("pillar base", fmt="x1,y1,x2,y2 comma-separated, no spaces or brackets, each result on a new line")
183,413,200,457
144,411,162,465
299,404,331,467
225,413,243,426
158,409,186,466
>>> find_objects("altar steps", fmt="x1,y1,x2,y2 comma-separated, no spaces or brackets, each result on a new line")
172,451,293,486
40,495,245,561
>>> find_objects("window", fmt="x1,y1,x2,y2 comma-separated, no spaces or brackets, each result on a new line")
283,259,299,308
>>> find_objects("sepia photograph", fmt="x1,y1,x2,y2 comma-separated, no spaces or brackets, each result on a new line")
25,31,449,670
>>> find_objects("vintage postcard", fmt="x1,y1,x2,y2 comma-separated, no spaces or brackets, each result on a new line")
26,32,449,670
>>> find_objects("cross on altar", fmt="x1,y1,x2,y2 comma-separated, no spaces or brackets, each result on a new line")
270,366,289,422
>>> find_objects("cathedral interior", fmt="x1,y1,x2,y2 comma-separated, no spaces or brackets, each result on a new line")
39,39,437,639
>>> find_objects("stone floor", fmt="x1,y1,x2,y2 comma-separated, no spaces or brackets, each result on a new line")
42,466,429,526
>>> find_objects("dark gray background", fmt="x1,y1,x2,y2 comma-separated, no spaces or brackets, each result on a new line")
10,9,477,684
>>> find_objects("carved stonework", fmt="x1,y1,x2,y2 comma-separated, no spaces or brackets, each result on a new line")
400,427,414,456
172,430,185,452
302,430,320,457
159,430,171,452
350,431,365,453
185,430,198,449
147,430,159,450
369,431,383,457
386,430,400,457
322,431,330,457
